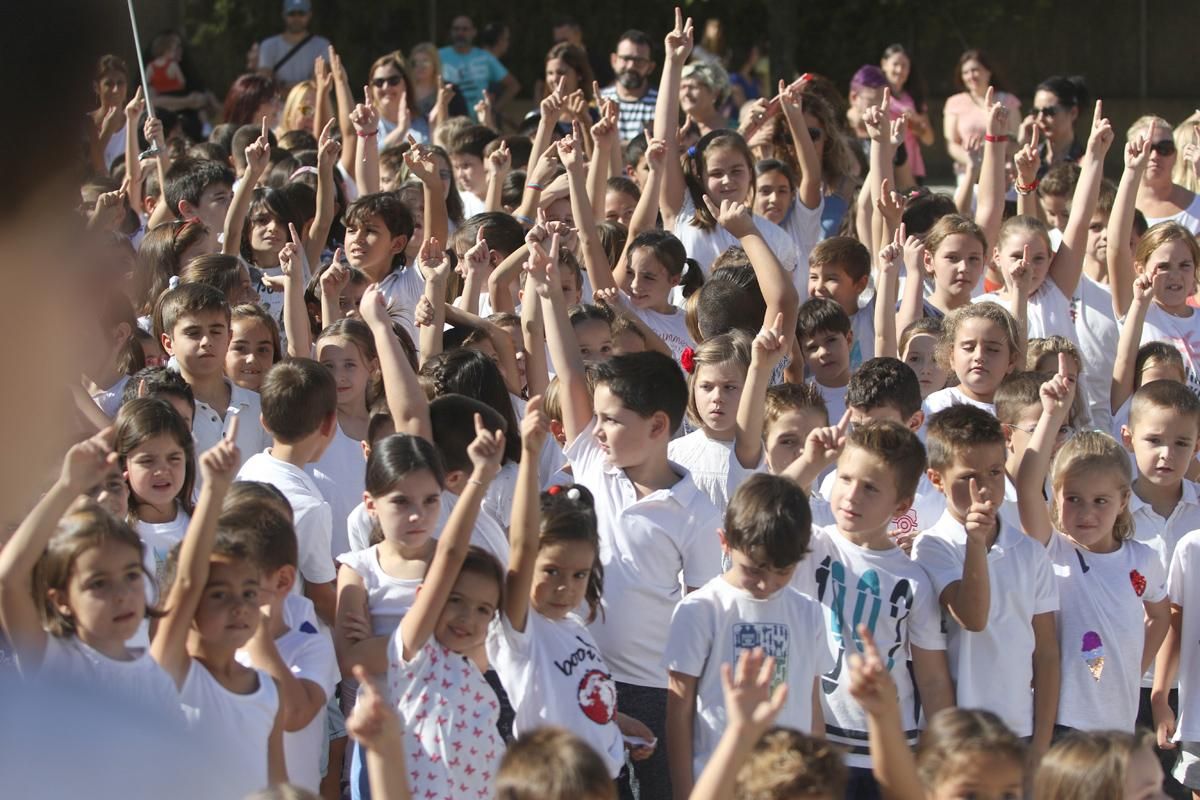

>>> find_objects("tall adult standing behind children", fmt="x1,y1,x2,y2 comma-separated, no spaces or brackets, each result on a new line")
1129,115,1200,235
256,0,330,90
438,15,520,121
599,30,659,143
943,49,1020,186
880,44,934,184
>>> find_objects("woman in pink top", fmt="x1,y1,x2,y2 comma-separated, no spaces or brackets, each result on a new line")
942,49,1020,180
881,44,934,183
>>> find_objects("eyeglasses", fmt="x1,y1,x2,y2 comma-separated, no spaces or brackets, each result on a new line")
807,127,823,142
372,75,403,89
1032,105,1060,118
615,54,650,66
1006,422,1076,440
1150,140,1177,157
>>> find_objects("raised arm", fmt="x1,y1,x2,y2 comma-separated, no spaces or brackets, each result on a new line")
1108,135,1151,317
443,303,523,396
151,419,241,686
560,126,618,295
306,119,342,271
328,48,358,176
588,98,620,222
654,8,694,223
350,89,381,196
361,284,432,441
416,237,453,365
484,141,511,213
940,478,996,632
487,243,532,314
1013,128,1044,220
875,226,904,359
278,227,314,357
778,81,822,210
954,136,983,216
455,228,490,315
223,118,271,256
0,429,116,669
976,88,1012,255
896,235,927,335
123,88,145,216
521,276,550,399
346,667,413,800
399,416,502,659
613,137,667,289
1048,101,1114,296
405,144,449,249
1112,273,1157,412
735,315,787,469
780,409,851,492
503,396,549,632
242,605,326,732
1017,359,1075,546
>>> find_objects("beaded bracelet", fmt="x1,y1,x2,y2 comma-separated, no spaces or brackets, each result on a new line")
1016,179,1040,195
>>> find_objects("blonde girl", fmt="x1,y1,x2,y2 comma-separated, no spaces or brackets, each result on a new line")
226,304,280,392
1131,224,1200,394
0,429,177,715
1017,362,1171,733
489,398,655,779
899,318,948,399
668,323,786,513
1033,730,1167,800
849,625,1029,800
115,397,196,580
923,302,1021,417
279,80,317,137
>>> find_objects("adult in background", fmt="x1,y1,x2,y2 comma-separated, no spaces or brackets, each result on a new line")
1130,115,1200,235
256,0,330,90
1020,75,1088,177
880,44,934,184
942,48,1020,185
439,15,520,121
599,30,658,143
552,15,615,88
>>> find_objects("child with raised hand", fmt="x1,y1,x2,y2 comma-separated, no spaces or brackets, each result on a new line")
1017,357,1171,734
150,420,290,797
922,302,1022,418
489,395,656,778
343,666,412,800
846,625,1028,800
665,474,831,799
788,420,951,795
530,231,724,800
114,397,196,583
385,412,507,800
669,317,787,512
915,404,1060,757
899,215,989,324
653,8,798,278
0,427,179,717
977,102,1115,345
759,78,824,282
688,647,846,800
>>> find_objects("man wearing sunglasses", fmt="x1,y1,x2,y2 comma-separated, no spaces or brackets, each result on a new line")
439,15,521,122
599,30,658,143
256,0,330,90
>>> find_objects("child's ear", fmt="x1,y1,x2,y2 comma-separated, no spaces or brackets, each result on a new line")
177,199,196,220
391,234,409,257
1002,423,1016,451
361,441,372,460
907,411,924,432
443,468,466,493
926,468,945,495
650,410,671,439
892,495,914,519
113,321,133,347
160,332,175,356
845,330,854,348
275,565,297,595
1121,425,1134,451
363,490,376,515
717,527,729,552
321,412,338,438
853,273,870,294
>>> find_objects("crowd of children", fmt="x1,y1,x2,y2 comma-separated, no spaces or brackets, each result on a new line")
16,4,1200,799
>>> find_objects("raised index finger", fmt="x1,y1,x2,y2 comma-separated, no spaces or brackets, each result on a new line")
261,116,268,140
1093,98,1103,127
320,117,335,141
674,5,683,31
226,414,240,444
1058,352,1072,380
835,408,852,436
969,476,982,505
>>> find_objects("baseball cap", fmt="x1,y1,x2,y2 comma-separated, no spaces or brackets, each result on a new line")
283,0,311,14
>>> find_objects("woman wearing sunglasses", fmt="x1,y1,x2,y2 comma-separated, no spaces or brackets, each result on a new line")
279,80,317,137
367,51,429,147
1130,115,1200,236
1021,75,1087,176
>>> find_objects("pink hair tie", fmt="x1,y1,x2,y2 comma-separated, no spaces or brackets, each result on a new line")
288,165,319,181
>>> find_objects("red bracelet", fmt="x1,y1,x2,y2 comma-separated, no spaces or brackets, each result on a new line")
356,129,378,137
984,134,1008,143
1016,179,1039,195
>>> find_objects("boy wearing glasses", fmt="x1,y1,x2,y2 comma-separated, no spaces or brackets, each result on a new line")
913,403,1061,757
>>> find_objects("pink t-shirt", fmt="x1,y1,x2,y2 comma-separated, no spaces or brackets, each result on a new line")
943,91,1021,171
892,91,927,178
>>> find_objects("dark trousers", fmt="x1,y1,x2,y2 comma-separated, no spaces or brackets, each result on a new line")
616,682,671,800
844,766,883,800
1138,686,1189,800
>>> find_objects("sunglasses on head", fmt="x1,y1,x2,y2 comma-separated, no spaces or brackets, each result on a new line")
372,75,403,89
1150,140,1177,157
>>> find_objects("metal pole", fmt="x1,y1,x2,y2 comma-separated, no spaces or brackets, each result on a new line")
125,0,156,119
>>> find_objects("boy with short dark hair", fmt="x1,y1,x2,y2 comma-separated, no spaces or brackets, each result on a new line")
236,358,339,625
121,365,196,427
807,236,873,369
529,235,722,800
447,124,498,216
914,404,1060,754
155,283,271,469
343,192,418,340
664,473,830,797
788,420,951,795
763,382,827,476
994,370,1079,520
227,500,339,795
162,156,235,240
796,297,854,423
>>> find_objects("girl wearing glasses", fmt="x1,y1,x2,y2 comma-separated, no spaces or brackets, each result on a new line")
1023,75,1088,175
1129,115,1200,236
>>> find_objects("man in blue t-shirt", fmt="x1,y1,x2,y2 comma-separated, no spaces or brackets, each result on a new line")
439,15,520,120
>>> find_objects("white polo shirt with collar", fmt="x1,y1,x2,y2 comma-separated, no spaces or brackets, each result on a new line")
912,510,1058,737
566,417,724,688
191,379,272,473
1130,479,1200,573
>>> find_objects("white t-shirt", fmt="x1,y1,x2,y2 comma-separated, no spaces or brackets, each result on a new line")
848,299,876,371
815,383,849,429
190,379,273,476
1045,531,1166,731
440,490,509,565
922,386,997,419
336,545,421,637
180,660,279,800
1167,530,1200,740
565,418,724,687
90,374,130,419
977,277,1079,347
309,422,367,561
347,500,373,553
482,460,518,535
911,512,1059,736
672,194,800,277
1139,302,1200,396
790,525,946,767
1144,193,1200,236
237,451,337,589
488,611,624,777
820,471,945,539
377,266,425,348
387,636,502,799
33,636,181,724
663,576,832,778
668,430,763,514
630,305,695,361
135,509,191,588
779,197,824,299
1071,275,1120,432
235,623,339,794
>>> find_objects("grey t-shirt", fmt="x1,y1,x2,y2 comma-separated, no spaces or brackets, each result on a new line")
257,32,331,86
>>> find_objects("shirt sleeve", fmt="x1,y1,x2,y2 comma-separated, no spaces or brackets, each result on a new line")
662,593,714,677
563,417,603,484
296,503,337,585
1169,540,1191,606
486,53,509,82
1031,545,1060,614
680,506,723,589
1139,543,1168,604
257,39,276,70
910,534,963,597
907,564,948,651
291,632,340,698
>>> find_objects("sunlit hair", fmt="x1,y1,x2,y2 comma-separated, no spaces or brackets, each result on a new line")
496,727,615,800
685,329,752,428
734,727,847,799
1134,221,1200,280
916,708,1025,791
1033,729,1155,800
935,302,1021,373
1049,431,1133,541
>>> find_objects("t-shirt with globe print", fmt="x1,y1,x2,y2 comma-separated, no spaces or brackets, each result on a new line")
487,609,624,777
